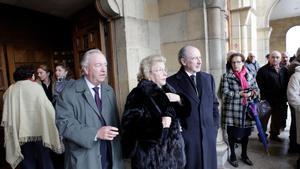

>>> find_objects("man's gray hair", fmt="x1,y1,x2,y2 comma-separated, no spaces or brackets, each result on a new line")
178,45,196,65
80,49,103,68
270,50,281,58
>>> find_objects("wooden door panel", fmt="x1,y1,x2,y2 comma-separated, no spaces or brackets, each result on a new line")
6,45,53,84
0,45,8,168
0,44,8,119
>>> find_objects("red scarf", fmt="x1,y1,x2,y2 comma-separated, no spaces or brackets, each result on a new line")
233,66,249,105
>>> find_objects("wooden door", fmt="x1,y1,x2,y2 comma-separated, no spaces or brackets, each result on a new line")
72,7,117,90
6,44,53,84
0,44,8,168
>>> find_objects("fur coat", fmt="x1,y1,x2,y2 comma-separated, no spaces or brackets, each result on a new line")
121,80,190,169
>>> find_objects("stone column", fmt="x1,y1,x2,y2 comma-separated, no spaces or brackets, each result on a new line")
230,6,251,54
257,27,272,64
205,0,228,168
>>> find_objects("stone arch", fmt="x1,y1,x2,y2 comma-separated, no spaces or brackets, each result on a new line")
270,16,300,52
286,25,300,55
254,0,279,63
95,0,123,19
264,0,280,28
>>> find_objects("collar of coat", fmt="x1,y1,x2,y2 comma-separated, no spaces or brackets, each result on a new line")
226,68,253,81
75,76,111,94
137,79,176,97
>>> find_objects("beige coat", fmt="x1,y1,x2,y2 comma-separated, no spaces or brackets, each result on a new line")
287,66,300,144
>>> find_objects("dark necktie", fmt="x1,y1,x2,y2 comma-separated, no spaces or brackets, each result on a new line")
190,75,199,96
92,87,107,125
92,87,112,169
93,87,102,113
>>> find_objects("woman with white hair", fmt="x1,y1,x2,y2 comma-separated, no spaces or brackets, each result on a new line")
121,55,190,169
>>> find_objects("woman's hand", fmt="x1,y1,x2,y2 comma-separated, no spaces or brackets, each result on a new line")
162,116,172,128
239,91,252,98
166,93,181,103
251,90,258,97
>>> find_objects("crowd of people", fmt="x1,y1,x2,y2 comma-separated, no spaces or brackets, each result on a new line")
1,46,300,169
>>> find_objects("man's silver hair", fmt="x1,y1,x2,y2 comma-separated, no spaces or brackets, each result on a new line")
80,49,103,68
270,50,281,58
178,45,197,65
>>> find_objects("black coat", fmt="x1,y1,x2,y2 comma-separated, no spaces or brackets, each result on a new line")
121,80,190,169
256,64,289,104
167,67,219,169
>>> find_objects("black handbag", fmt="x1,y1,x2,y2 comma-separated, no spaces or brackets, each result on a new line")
257,100,271,117
245,99,271,120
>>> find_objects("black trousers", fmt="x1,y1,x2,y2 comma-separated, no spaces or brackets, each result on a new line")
289,106,300,151
21,141,54,169
261,102,287,136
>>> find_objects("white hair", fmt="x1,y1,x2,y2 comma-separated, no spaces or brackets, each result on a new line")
80,49,103,68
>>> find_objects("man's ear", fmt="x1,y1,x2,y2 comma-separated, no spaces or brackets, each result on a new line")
82,67,88,75
180,58,186,66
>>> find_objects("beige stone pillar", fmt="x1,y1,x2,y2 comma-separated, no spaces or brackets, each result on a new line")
230,6,251,54
205,0,228,168
257,27,272,64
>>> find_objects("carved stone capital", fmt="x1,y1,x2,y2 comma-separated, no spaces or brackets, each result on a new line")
95,0,123,19
206,0,225,10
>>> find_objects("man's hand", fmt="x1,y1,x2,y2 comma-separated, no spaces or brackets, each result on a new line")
96,126,119,140
162,116,172,128
166,93,181,102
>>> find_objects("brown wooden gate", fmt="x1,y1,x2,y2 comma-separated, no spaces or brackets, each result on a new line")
0,44,9,168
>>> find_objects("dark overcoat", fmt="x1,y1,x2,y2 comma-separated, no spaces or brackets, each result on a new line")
167,67,219,169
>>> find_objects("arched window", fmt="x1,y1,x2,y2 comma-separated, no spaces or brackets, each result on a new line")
286,26,300,56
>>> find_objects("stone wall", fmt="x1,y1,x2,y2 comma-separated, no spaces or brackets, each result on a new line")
159,0,207,75
115,0,161,91
270,16,300,53
113,0,162,110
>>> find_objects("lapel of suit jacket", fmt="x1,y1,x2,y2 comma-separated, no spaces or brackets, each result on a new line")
77,77,102,119
176,69,200,103
100,84,111,124
195,72,203,98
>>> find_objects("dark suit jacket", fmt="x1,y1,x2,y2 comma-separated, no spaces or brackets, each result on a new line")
167,67,219,169
55,77,123,169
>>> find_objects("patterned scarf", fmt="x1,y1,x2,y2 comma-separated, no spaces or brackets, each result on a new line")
233,66,249,105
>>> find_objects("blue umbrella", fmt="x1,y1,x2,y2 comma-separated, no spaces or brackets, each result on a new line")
248,102,269,154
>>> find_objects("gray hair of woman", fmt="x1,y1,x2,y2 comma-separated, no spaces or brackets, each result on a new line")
137,55,166,82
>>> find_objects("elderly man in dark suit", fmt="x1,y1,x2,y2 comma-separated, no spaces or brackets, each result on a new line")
56,49,123,169
256,51,289,142
167,45,219,169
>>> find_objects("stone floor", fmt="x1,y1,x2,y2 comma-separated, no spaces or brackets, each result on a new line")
224,128,299,169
